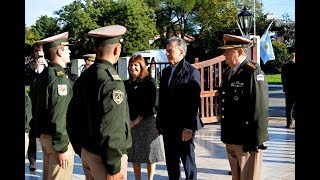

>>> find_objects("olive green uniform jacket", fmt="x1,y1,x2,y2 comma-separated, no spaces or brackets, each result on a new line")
219,60,269,146
29,62,72,153
67,59,132,175
25,91,32,133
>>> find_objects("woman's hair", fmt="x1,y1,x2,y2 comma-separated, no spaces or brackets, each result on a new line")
128,54,149,79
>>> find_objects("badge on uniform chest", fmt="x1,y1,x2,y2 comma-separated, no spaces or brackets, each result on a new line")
230,81,244,101
230,81,244,87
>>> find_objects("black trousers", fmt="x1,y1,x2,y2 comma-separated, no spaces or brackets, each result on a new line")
285,91,295,126
162,128,197,180
27,128,37,163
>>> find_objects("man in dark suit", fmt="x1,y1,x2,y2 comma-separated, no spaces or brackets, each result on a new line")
218,34,269,180
156,36,202,180
281,52,296,128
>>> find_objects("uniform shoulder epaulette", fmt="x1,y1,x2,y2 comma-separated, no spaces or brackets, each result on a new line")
106,68,122,81
245,60,258,70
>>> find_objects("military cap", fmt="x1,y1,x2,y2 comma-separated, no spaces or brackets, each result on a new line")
88,25,127,45
218,34,253,49
37,32,72,50
83,54,96,61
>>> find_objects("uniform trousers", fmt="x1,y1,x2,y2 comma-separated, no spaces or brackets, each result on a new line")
40,134,75,180
81,147,128,180
162,128,197,180
226,144,263,180
25,132,29,156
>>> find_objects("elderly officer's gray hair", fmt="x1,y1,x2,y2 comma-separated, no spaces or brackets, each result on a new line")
242,47,249,54
167,36,187,57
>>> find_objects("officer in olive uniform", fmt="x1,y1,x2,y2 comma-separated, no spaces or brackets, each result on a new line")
218,34,269,180
29,32,75,180
67,25,132,180
25,91,32,156
80,53,96,73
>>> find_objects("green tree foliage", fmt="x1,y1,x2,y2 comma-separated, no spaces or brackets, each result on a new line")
194,0,266,60
108,0,157,56
54,0,156,57
195,0,238,59
145,0,202,49
32,15,60,38
25,0,293,72
25,16,60,56
55,0,102,57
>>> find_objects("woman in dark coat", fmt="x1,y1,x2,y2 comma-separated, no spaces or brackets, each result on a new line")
124,54,164,180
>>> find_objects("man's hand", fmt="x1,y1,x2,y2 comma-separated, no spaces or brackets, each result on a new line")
58,148,73,169
107,172,124,180
243,144,268,154
243,145,258,154
182,129,193,141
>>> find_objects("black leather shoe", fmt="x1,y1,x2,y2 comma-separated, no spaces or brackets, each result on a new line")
29,162,36,171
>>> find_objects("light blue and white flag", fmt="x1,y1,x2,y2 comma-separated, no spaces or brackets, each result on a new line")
260,22,275,63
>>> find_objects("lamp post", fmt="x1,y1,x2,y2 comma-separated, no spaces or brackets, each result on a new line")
238,6,253,36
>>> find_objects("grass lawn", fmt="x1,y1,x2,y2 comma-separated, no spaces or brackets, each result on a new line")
265,74,282,85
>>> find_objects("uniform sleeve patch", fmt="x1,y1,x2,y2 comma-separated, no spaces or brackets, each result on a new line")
58,84,68,96
112,90,124,105
256,74,264,81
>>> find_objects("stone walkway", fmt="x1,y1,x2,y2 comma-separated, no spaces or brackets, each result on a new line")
25,118,295,180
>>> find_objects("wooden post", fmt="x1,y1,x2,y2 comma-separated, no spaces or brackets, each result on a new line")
252,37,257,62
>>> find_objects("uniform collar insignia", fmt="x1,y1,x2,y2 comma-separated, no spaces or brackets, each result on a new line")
57,71,64,76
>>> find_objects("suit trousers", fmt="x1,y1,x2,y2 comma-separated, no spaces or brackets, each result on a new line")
285,91,295,126
162,128,197,180
226,144,263,180
40,134,75,180
27,129,37,163
81,147,128,180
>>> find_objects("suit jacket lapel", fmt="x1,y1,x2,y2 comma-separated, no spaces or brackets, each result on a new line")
162,66,172,88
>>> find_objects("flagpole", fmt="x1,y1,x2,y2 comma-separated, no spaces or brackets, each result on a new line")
253,0,256,36
237,21,245,36
266,21,273,32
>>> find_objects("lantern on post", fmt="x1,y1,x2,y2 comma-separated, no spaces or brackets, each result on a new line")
238,6,253,35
